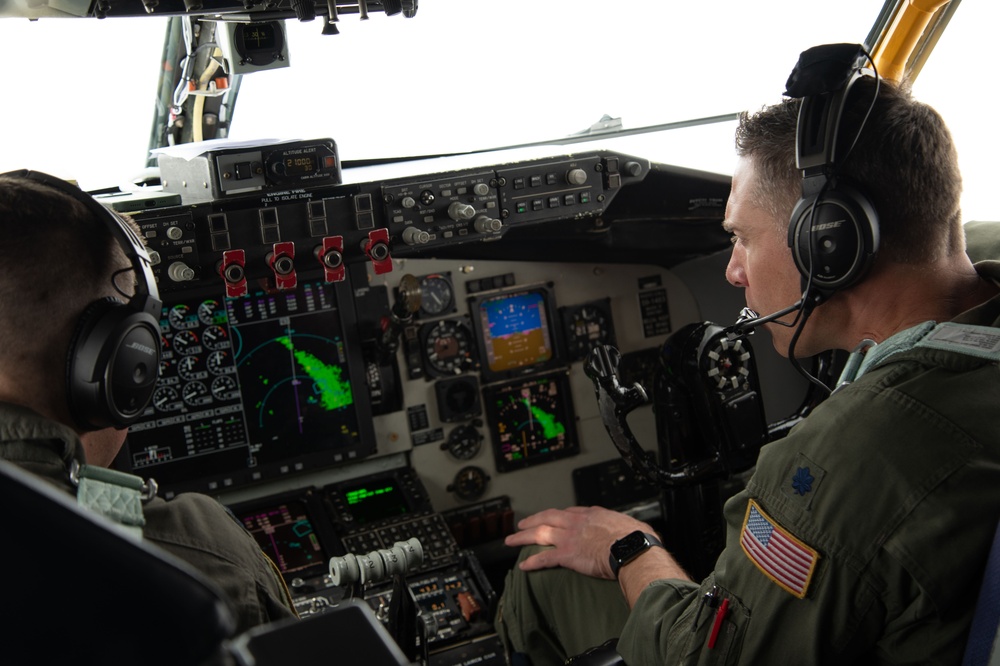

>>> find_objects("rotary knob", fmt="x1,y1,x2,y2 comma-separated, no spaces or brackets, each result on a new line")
474,216,502,233
402,226,431,246
566,168,588,186
167,261,196,282
448,202,476,221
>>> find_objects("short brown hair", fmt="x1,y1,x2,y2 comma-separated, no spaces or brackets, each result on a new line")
735,78,963,264
0,175,125,379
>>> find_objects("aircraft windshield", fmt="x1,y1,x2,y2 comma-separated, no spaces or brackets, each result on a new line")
0,0,996,222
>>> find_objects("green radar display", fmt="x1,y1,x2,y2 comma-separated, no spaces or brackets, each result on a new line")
484,372,579,472
234,298,360,462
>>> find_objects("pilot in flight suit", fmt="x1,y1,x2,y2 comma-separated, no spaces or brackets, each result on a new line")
0,401,298,634
496,73,1000,665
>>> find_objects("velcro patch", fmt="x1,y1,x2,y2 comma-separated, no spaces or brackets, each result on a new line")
740,500,819,598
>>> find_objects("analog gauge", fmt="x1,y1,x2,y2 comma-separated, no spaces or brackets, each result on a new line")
198,299,227,327
151,386,182,412
168,304,199,330
211,375,239,401
447,466,490,501
171,330,201,356
202,324,230,350
441,423,483,460
206,350,234,375
177,355,206,381
418,273,455,318
182,380,211,407
158,359,176,383
561,299,616,362
421,318,474,377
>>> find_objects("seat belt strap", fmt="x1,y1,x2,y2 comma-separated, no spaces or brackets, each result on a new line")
70,461,157,540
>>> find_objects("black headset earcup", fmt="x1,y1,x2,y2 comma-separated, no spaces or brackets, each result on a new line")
788,181,880,293
67,297,162,429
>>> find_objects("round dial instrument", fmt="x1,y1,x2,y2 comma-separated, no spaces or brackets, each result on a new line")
441,424,483,460
447,466,490,501
421,318,474,377
151,386,182,412
168,304,199,330
418,274,455,318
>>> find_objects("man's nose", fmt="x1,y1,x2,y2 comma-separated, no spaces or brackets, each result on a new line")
725,249,746,288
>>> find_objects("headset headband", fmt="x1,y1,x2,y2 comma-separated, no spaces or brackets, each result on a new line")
1,169,161,314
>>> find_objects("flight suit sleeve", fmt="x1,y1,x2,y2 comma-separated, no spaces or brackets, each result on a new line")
142,492,298,634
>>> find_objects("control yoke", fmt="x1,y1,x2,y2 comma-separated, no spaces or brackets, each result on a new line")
584,322,768,489
584,345,722,488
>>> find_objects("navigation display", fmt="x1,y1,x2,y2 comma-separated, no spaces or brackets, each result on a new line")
117,277,375,496
483,372,579,472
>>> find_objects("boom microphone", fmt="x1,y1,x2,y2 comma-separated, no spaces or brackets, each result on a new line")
726,299,805,337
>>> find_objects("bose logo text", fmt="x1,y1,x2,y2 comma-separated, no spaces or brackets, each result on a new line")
812,220,845,232
127,342,156,356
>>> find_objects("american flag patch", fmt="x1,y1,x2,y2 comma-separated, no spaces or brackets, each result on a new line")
740,500,819,598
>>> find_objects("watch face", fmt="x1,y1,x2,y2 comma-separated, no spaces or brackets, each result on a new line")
611,530,650,563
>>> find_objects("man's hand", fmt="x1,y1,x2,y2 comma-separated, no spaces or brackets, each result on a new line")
504,506,657,580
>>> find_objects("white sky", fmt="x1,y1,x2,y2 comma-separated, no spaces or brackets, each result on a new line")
0,0,996,222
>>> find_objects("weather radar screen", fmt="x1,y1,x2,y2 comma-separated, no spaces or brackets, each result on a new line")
484,372,579,472
119,278,375,496
470,283,562,382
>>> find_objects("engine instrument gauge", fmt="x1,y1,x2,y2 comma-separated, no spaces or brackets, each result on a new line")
168,304,199,330
211,375,240,401
181,380,211,407
484,372,579,472
197,299,227,327
560,298,616,362
178,355,207,381
152,386,182,412
171,330,201,356
447,466,490,501
420,317,475,378
206,350,234,375
202,324,230,350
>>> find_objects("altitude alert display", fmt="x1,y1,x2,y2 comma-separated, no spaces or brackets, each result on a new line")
485,373,579,472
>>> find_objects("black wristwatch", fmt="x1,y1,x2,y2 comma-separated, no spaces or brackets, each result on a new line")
609,530,663,578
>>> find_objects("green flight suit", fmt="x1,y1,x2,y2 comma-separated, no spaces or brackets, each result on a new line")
0,402,297,634
497,261,1000,665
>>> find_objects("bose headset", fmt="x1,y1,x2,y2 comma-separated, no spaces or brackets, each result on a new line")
784,43,881,300
2,170,163,430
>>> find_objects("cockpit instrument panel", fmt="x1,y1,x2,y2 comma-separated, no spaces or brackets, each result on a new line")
118,277,376,497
